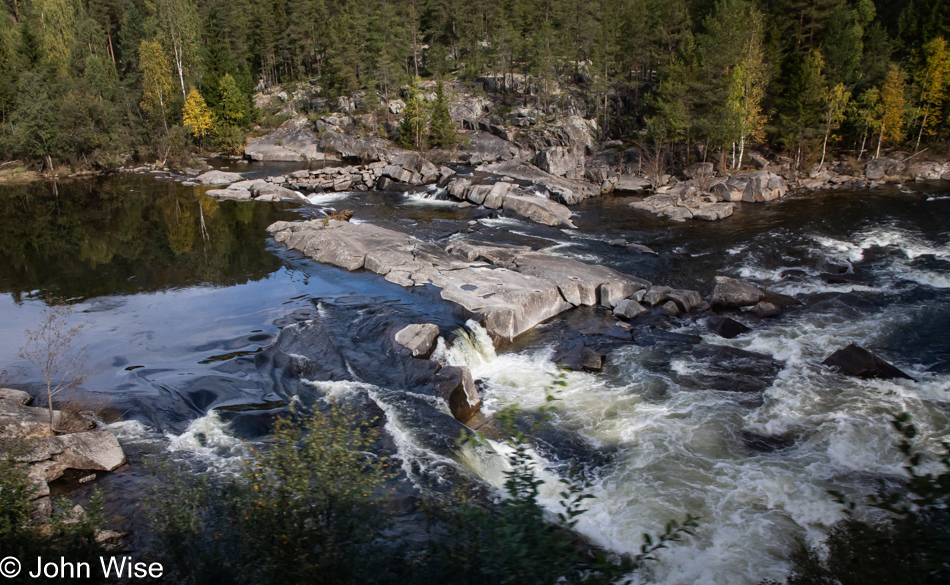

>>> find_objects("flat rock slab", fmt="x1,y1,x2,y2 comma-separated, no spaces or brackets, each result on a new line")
0,402,68,439
268,220,651,341
0,388,32,405
52,431,127,471
480,161,600,204
196,170,243,186
394,324,440,358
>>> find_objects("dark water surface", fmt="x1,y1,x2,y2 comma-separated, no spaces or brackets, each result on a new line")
1,169,949,584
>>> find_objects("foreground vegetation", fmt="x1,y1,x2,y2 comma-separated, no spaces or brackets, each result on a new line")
2,397,948,583
3,1,950,171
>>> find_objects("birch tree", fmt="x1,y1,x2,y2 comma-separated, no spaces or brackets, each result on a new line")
913,36,950,151
151,0,200,101
139,39,173,132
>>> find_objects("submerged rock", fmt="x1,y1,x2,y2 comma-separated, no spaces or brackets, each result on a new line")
552,338,606,372
822,344,915,381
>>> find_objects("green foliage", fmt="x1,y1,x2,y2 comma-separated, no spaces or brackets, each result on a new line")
148,403,399,585
399,76,427,150
218,73,249,126
1,0,949,168
429,80,459,148
0,461,109,584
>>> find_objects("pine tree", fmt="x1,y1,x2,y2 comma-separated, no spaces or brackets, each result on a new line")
218,73,248,126
399,75,426,150
182,89,214,142
429,79,459,148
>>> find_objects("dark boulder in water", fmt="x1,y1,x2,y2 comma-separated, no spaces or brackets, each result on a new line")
739,430,795,454
822,344,916,381
711,276,765,309
707,317,751,339
820,272,863,285
552,338,606,372
434,365,482,423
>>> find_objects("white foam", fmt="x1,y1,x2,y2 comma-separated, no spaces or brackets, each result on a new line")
305,192,353,205
442,312,950,585
164,410,249,472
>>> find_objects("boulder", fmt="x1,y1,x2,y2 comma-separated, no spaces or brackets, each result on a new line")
643,286,672,307
532,146,585,179
205,187,252,201
751,301,782,318
741,171,787,202
613,299,648,320
706,317,750,339
667,289,704,313
865,158,887,180
0,388,32,405
434,366,481,423
0,402,68,439
661,301,681,316
250,183,307,202
553,341,605,372
479,160,600,204
711,276,765,309
382,165,413,183
196,170,243,186
388,99,406,114
614,175,652,192
52,431,127,471
684,162,715,179
394,324,440,358
501,193,576,228
29,460,68,484
0,436,64,462
822,344,915,381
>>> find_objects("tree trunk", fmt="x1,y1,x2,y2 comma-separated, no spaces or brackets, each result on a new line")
738,135,745,171
819,127,829,169
876,122,885,159
916,111,929,152
174,43,187,101
858,125,868,160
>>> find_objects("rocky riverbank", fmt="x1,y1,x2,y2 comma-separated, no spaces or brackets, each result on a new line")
0,388,126,527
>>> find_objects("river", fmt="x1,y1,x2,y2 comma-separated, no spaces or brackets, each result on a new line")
1,164,948,584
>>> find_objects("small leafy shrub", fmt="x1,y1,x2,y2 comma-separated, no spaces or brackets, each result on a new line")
147,404,400,585
0,461,108,585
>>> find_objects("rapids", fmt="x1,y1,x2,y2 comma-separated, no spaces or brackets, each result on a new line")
1,167,949,584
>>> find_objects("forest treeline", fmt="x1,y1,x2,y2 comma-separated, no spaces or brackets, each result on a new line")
3,0,950,170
